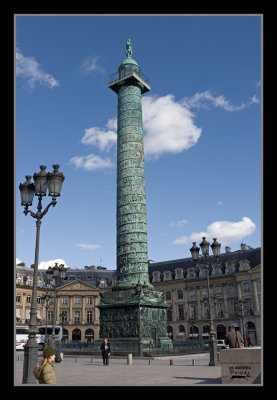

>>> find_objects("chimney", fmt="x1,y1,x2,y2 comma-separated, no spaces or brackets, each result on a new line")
225,246,231,253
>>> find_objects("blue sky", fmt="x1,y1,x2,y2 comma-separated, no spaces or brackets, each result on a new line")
15,15,262,270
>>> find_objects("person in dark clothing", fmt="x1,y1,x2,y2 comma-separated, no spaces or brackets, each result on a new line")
100,338,111,366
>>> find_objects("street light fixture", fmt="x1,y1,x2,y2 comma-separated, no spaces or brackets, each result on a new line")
46,263,67,344
19,164,65,384
190,237,221,366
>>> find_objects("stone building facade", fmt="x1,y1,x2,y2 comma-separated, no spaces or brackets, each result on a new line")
16,245,261,345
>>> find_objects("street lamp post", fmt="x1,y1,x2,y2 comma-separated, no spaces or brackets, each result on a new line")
46,263,67,344
190,237,221,366
19,164,65,384
41,295,53,346
235,298,247,346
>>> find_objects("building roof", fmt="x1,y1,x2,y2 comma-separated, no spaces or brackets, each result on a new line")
148,247,261,277
16,246,261,287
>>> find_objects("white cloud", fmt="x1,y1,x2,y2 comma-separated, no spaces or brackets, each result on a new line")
70,153,115,171
38,258,69,270
76,243,102,250
173,217,256,247
16,49,59,90
170,219,188,227
81,123,117,151
142,95,202,158
182,90,259,112
80,55,105,75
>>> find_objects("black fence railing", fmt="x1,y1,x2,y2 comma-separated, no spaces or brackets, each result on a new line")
55,339,209,357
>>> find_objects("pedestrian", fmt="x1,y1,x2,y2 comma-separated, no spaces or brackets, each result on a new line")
33,346,57,384
100,338,111,366
247,335,254,347
224,324,244,348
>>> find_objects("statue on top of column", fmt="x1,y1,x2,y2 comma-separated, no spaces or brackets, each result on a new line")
126,38,132,57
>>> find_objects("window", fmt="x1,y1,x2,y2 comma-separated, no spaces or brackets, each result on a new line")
187,269,196,278
87,297,93,305
61,311,67,323
37,297,41,304
87,310,93,323
16,295,21,303
48,310,53,324
239,260,250,271
200,267,207,277
166,291,171,301
202,287,208,297
228,284,236,294
99,280,107,288
212,266,222,276
178,304,184,320
177,290,183,299
215,286,222,295
17,275,22,285
74,296,81,305
26,296,31,303
226,264,234,274
189,288,196,297
189,304,196,318
164,271,172,280
74,311,80,323
62,297,68,305
243,282,251,293
176,269,183,279
167,306,172,321
153,272,160,282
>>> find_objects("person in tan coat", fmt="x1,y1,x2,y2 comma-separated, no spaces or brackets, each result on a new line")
37,346,57,384
224,325,244,348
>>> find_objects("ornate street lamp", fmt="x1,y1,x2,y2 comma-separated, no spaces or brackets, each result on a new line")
19,164,65,384
46,263,67,344
190,237,221,366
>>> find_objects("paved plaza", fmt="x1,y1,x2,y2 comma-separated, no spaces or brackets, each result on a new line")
15,352,223,386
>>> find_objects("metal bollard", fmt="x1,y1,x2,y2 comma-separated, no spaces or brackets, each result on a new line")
75,358,77,363
170,359,173,366
127,353,132,365
91,358,93,363
192,359,196,366
149,358,152,365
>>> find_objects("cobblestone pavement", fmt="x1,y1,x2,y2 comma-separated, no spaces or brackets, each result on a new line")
15,353,222,386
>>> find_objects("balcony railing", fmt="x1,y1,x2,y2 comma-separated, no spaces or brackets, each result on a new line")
108,70,149,85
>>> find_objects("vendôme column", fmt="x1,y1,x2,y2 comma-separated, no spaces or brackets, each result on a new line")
96,40,172,352
109,38,152,290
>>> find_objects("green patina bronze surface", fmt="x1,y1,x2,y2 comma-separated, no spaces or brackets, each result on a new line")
97,40,172,351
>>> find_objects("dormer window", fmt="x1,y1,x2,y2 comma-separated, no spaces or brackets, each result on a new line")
225,263,234,274
239,259,250,271
152,272,161,282
212,265,222,276
187,268,196,278
163,271,172,281
175,269,184,279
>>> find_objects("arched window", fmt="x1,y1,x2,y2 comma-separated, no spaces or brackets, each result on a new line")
189,325,199,339
216,323,226,340
85,328,94,343
202,324,210,339
178,325,186,339
72,329,81,341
